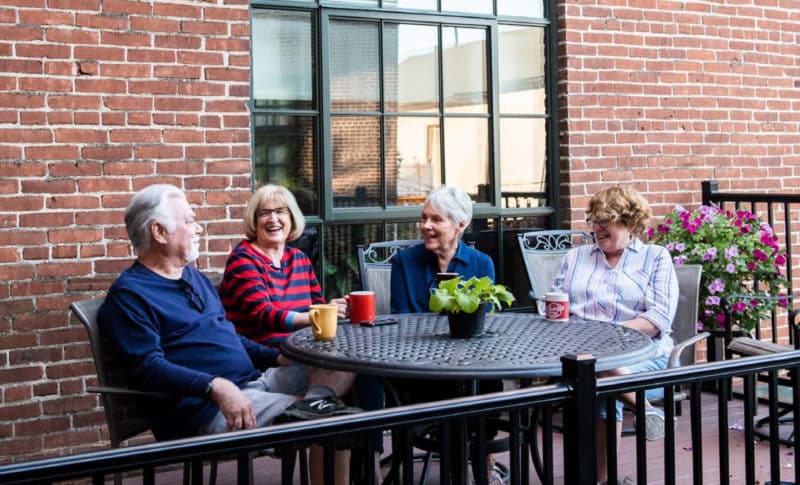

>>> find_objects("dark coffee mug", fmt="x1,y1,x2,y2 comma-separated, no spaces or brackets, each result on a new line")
435,272,459,284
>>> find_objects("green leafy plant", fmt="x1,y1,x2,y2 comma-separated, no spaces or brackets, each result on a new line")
429,276,515,314
648,204,788,332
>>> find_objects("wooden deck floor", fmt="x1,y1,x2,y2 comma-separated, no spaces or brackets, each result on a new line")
121,392,796,484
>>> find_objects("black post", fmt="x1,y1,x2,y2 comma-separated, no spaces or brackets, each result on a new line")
561,354,597,485
701,180,718,206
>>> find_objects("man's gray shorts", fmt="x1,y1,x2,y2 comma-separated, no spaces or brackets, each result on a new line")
200,364,308,434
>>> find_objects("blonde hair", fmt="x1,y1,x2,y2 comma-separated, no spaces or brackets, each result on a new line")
243,185,305,242
585,185,652,235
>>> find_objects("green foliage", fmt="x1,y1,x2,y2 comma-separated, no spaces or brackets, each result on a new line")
429,276,515,314
648,204,787,331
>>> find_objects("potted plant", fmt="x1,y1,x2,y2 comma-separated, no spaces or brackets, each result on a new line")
429,276,515,338
648,204,788,334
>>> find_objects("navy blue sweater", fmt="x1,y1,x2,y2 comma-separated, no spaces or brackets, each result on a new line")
98,262,279,440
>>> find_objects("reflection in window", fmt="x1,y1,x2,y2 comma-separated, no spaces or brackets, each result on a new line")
384,23,439,113
323,223,382,298
498,0,544,18
252,10,314,110
441,0,492,15
332,116,382,208
498,26,546,115
499,118,547,207
444,118,489,202
253,115,318,215
442,27,487,113
385,117,441,206
330,20,380,112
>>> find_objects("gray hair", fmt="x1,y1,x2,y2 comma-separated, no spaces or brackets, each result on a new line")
125,184,186,254
425,185,473,227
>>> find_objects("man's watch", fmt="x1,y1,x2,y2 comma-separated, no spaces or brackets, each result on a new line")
204,380,214,399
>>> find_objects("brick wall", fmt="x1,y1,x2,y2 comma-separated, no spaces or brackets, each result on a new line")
557,1,800,226
0,0,252,463
2,0,800,465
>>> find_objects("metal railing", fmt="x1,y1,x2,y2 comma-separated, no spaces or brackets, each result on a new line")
3,351,800,485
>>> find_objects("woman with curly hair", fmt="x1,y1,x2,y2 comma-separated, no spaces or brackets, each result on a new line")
551,185,678,484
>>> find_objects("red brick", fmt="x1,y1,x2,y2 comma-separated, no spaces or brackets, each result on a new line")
46,28,99,45
102,0,152,15
163,129,203,143
153,65,202,79
46,195,100,210
44,60,75,75
19,77,72,92
79,244,105,258
103,95,153,110
20,179,75,194
99,63,151,78
178,51,224,66
204,67,249,81
130,16,180,32
102,31,151,47
47,229,102,244
156,160,204,174
155,97,203,111
22,246,49,260
48,161,102,177
81,145,132,160
154,35,202,49
42,394,96,414
14,416,70,436
65,277,116,292
18,111,45,125
48,111,73,124
207,100,246,112
75,78,126,94
206,129,249,143
176,114,200,126
0,297,32,314
47,95,101,110
103,160,153,175
11,280,65,296
4,384,32,402
94,258,133,274
75,210,123,225
206,37,248,51
0,147,22,160
24,145,79,161
0,366,42,385
0,26,43,42
9,347,63,365
19,212,73,228
181,20,227,35
74,45,125,62
154,1,201,18
15,44,71,59
128,80,177,95
127,48,175,63
109,129,161,143
204,6,249,21
0,437,42,456
52,245,78,259
0,128,51,143
179,81,225,96
33,381,58,397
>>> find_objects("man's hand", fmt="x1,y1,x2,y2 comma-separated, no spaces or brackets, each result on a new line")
208,377,255,431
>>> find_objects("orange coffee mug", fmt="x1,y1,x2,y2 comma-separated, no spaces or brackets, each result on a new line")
349,291,376,325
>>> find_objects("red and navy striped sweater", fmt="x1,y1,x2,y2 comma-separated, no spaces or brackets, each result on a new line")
220,240,325,348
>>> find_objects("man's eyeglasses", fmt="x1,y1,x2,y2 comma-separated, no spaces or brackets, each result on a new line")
257,207,289,219
586,219,611,229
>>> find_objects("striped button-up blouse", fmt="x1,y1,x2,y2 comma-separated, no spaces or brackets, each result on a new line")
551,237,678,358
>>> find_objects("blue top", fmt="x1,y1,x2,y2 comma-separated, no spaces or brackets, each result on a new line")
98,262,280,440
390,241,496,314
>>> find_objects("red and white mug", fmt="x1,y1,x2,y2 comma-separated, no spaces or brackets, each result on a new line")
544,292,569,322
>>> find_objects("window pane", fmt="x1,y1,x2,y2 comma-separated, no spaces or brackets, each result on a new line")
442,27,487,114
441,0,492,15
499,118,546,206
252,10,314,110
332,116,382,208
253,114,318,215
498,0,544,17
444,118,489,202
386,117,441,206
498,26,546,114
323,223,383,298
383,0,436,10
384,23,439,113
330,20,380,112
463,217,498,272
384,221,421,241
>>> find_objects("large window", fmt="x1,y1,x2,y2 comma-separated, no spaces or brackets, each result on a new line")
251,1,556,307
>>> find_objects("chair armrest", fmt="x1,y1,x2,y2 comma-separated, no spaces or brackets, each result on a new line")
668,332,710,369
87,385,171,399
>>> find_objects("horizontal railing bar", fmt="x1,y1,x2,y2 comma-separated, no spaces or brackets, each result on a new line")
0,384,569,484
596,351,800,396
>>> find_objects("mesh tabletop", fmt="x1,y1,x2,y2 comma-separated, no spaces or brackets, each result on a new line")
281,313,654,379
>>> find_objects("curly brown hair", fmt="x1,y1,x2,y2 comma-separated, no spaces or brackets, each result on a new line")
585,185,652,235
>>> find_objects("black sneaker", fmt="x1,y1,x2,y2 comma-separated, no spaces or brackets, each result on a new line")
276,396,361,423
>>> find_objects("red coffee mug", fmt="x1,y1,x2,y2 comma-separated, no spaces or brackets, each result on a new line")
349,291,376,325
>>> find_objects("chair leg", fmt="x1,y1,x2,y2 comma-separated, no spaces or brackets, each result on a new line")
209,459,218,485
299,447,310,485
418,451,434,485
281,446,297,485
183,461,191,485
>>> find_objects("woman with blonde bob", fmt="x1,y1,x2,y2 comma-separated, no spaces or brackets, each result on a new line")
220,184,346,347
551,185,678,484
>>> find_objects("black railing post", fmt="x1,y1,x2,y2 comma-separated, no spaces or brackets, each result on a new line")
701,179,718,206
561,354,597,485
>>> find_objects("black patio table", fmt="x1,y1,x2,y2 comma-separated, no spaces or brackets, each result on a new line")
282,312,655,484
281,312,655,380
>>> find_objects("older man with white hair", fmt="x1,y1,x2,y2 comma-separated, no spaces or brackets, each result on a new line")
99,184,358,484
